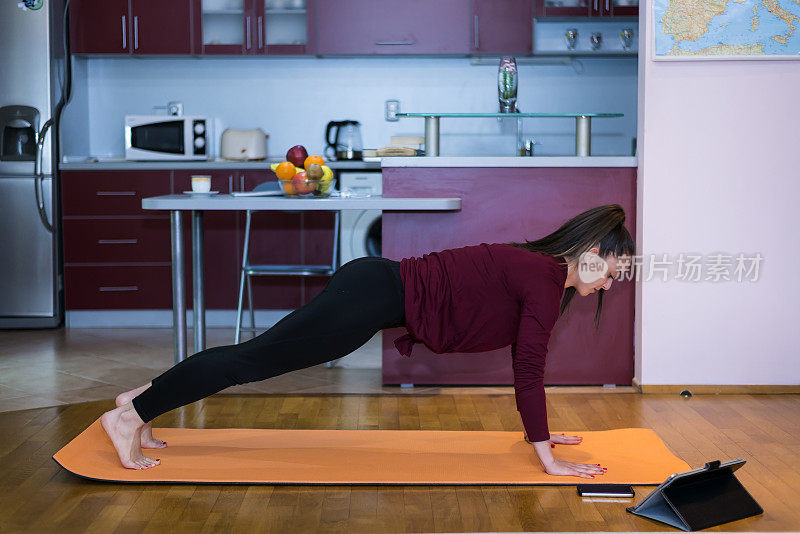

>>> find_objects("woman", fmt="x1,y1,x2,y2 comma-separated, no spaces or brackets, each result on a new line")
102,204,634,479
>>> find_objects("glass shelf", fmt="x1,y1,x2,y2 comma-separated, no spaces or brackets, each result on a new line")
396,112,624,156
396,112,623,118
203,9,244,15
265,8,306,14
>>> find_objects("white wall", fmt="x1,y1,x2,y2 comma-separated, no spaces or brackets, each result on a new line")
636,4,800,385
61,55,637,159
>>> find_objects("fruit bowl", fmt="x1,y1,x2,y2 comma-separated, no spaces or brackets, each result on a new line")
278,177,336,198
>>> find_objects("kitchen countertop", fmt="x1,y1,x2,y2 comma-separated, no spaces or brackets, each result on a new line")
59,157,381,171
381,156,638,167
60,156,637,171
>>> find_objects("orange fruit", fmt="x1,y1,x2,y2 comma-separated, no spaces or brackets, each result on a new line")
280,179,296,195
275,161,297,181
304,155,324,168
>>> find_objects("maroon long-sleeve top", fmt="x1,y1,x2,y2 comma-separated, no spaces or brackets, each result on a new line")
394,242,568,442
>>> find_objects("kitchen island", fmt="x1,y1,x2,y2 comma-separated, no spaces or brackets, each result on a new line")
379,156,637,388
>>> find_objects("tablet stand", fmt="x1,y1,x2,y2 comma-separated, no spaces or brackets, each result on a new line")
626,459,763,531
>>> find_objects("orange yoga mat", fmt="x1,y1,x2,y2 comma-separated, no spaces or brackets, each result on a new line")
53,418,691,485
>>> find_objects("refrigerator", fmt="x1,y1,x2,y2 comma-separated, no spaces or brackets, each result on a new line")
0,0,68,328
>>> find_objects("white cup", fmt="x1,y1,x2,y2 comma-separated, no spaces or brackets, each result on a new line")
191,175,211,193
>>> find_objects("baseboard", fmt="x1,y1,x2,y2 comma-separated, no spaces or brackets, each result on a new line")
65,309,293,328
631,376,642,393
632,377,799,394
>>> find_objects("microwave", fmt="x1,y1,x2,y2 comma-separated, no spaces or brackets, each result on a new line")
125,115,210,161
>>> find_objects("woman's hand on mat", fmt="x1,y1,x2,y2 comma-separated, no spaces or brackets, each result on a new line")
545,459,607,478
523,432,583,447
548,432,583,445
529,437,606,478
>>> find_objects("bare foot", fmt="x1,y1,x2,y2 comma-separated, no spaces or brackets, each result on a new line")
115,383,167,449
100,402,161,470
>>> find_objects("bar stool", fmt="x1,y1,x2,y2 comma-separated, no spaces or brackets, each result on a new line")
234,181,340,344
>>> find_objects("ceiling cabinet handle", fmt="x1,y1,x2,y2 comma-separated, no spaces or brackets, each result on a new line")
121,15,126,49
474,15,479,49
134,16,139,50
246,16,251,49
375,40,415,46
99,286,139,292
96,191,136,196
97,239,138,245
258,16,263,49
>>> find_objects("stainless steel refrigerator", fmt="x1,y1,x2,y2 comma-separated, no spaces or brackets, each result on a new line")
0,0,69,328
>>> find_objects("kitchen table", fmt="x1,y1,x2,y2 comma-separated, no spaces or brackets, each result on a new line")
141,194,462,363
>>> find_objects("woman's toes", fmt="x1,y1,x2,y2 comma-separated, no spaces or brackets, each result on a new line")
135,457,158,469
140,422,168,449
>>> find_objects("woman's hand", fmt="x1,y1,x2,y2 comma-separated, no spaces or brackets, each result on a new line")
549,432,582,445
526,432,607,478
545,458,606,478
523,432,583,447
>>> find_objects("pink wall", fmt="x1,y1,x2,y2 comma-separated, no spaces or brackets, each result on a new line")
636,3,800,386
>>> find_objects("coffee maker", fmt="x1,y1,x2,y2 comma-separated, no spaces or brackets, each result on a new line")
325,120,363,161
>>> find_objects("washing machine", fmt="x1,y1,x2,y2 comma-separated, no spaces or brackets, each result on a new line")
334,170,383,368
339,171,382,265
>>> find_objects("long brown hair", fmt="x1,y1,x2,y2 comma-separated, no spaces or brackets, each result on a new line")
507,204,635,328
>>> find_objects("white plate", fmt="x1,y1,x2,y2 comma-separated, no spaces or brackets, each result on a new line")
182,191,219,195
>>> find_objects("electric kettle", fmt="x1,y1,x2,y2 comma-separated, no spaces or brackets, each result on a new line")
325,120,363,161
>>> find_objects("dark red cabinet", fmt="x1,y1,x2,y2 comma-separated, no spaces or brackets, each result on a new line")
62,169,336,312
69,0,132,54
471,0,532,55
535,0,590,17
316,0,470,55
262,0,316,55
62,170,171,216
61,170,173,310
593,0,639,16
381,165,637,387
193,0,256,55
130,0,193,54
69,0,193,54
534,0,638,17
192,0,313,56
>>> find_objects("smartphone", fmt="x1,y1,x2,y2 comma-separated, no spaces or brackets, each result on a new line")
576,484,635,498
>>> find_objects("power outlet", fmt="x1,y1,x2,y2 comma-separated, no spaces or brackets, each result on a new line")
385,99,400,121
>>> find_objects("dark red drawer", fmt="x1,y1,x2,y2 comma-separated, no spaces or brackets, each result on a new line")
63,217,171,263
64,265,173,309
61,171,171,216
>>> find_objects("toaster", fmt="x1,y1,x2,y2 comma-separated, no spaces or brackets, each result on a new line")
220,128,268,160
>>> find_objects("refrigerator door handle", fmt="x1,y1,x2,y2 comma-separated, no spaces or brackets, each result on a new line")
34,119,54,234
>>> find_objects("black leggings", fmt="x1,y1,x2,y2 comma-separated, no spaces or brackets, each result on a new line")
131,256,405,423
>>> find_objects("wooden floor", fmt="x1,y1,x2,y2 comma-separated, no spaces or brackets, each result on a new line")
2,391,799,533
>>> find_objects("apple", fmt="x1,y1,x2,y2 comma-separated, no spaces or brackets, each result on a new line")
286,145,308,168
292,171,314,195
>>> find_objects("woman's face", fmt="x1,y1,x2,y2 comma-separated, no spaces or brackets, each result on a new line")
572,247,627,296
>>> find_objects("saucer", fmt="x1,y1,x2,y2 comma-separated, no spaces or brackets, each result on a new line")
182,191,219,195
